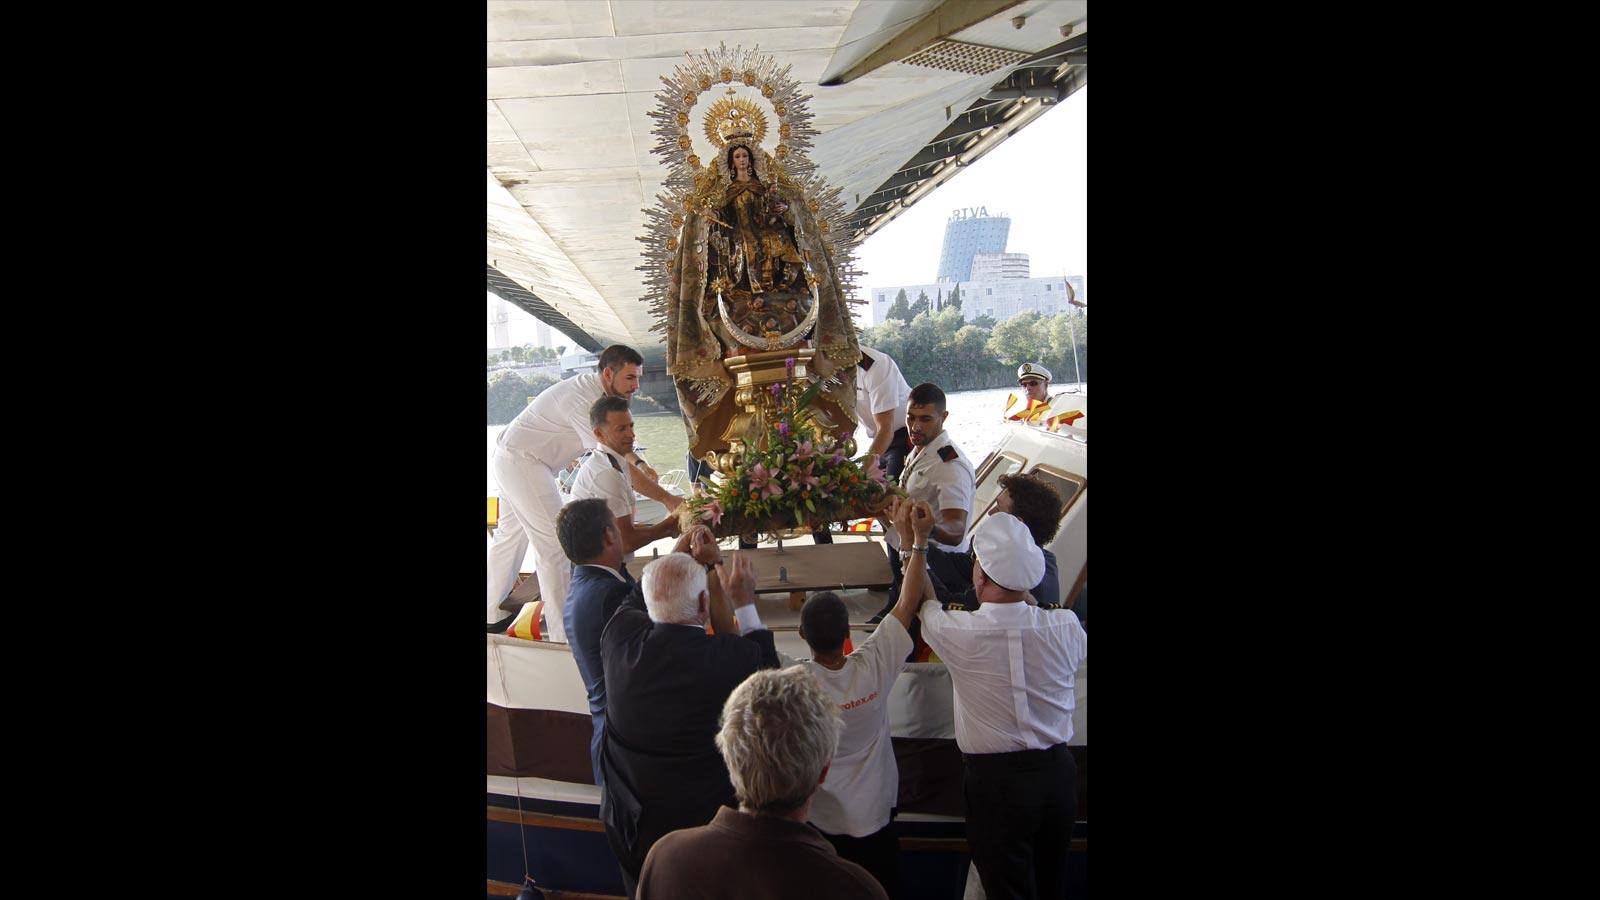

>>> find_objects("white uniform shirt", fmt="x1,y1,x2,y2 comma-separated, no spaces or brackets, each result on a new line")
888,429,975,553
800,615,914,837
568,443,635,519
854,347,910,442
917,598,1086,754
496,372,603,467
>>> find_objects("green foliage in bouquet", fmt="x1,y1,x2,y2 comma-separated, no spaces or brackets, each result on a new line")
681,359,902,539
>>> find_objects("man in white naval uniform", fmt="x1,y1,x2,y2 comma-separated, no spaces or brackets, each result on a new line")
569,395,682,553
872,382,975,621
1017,362,1081,420
488,345,663,641
854,346,912,482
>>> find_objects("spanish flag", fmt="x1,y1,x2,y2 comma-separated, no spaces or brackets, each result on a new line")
1046,410,1084,432
507,601,544,641
1007,398,1049,422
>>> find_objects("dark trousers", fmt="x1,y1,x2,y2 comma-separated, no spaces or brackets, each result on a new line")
963,744,1077,900
604,822,644,899
880,426,911,483
822,819,903,900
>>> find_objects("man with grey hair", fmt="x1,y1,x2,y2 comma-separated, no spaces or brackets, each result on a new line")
599,550,780,898
636,667,889,900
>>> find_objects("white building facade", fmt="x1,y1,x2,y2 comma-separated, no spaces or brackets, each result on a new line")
870,254,1087,325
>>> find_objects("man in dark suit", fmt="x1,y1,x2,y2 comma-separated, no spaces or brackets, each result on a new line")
557,498,724,788
599,549,779,898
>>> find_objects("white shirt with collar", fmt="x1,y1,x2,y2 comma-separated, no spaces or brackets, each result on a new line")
890,429,975,553
854,347,910,441
569,443,636,519
496,371,603,468
917,598,1086,754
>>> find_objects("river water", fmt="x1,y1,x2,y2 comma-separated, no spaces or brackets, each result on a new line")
487,384,1084,492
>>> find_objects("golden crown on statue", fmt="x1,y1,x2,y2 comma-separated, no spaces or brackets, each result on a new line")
704,92,767,149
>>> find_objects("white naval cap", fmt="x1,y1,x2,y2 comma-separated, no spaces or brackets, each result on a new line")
1017,362,1052,384
972,513,1045,592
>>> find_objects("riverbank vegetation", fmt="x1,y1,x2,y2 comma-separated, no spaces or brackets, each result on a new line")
858,307,1086,391
487,369,667,425
487,307,1085,424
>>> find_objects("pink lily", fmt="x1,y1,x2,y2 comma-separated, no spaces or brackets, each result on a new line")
748,463,785,499
865,463,887,484
793,439,815,460
795,461,821,489
699,498,724,527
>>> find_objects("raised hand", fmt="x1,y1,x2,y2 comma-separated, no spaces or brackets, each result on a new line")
910,499,936,542
717,551,758,608
891,498,916,547
688,526,721,566
671,527,696,555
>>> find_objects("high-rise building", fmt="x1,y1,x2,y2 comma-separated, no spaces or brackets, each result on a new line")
490,299,511,349
937,207,1010,282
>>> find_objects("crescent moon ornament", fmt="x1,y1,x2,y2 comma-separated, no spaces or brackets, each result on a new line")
717,281,821,352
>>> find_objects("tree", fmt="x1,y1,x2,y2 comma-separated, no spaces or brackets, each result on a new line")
510,346,526,363
499,349,512,362
987,310,1049,368
488,371,559,425
970,314,997,330
885,289,911,323
908,291,930,319
947,284,962,312
944,324,995,390
1045,311,1087,383
487,372,531,424
556,345,568,358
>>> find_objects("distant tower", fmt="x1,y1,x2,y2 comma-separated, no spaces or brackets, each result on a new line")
534,319,552,349
937,207,1010,282
491,300,511,348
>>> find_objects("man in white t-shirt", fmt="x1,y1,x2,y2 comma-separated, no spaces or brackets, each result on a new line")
488,345,669,641
569,395,681,553
797,497,936,900
854,347,912,482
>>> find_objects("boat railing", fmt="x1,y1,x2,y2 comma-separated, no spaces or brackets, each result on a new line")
655,468,690,493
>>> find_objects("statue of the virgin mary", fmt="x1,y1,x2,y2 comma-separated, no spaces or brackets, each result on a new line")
637,46,907,540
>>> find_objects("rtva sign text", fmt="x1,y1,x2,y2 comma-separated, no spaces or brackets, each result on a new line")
948,206,990,221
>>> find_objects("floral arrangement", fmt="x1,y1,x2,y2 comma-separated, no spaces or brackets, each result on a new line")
679,357,901,539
